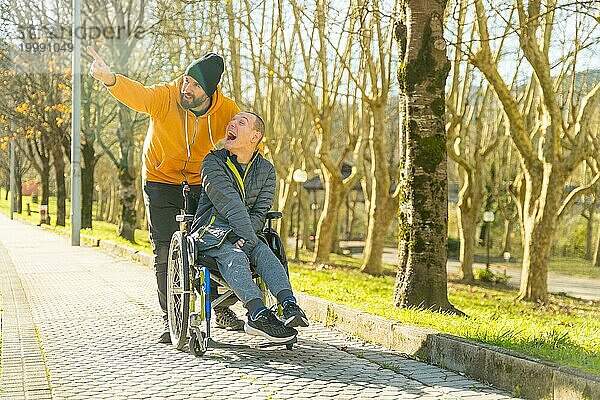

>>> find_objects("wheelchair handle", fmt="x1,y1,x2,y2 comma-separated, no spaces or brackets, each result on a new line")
182,181,192,214
266,211,282,220
265,211,283,231
176,214,194,223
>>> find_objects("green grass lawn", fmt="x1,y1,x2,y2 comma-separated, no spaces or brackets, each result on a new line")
289,250,600,376
1,189,599,375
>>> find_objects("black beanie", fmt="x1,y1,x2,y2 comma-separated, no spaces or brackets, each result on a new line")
184,53,224,97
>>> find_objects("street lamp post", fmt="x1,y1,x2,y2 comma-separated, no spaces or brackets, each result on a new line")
293,168,308,261
483,211,495,271
70,0,82,246
311,200,318,238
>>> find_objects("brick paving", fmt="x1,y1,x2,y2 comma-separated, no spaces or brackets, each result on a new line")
0,214,517,399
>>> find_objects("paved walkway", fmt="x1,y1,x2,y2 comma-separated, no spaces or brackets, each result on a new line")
0,214,516,399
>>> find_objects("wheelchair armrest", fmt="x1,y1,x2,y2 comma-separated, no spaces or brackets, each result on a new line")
266,211,283,220
176,214,195,222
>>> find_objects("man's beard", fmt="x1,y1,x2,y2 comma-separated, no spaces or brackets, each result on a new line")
180,93,208,110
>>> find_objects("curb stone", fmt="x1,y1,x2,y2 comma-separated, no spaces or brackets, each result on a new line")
6,215,599,400
296,293,600,400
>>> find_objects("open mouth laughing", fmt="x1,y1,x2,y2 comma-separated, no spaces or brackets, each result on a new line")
226,129,237,141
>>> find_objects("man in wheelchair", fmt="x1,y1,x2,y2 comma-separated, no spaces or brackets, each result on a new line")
189,111,309,343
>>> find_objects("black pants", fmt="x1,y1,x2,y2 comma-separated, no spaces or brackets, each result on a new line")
143,181,238,321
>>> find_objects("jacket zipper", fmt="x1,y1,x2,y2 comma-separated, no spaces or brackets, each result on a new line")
225,152,259,203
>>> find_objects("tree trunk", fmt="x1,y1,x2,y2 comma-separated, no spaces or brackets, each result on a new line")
585,196,596,260
517,171,563,302
393,0,461,314
40,161,50,207
106,184,116,223
52,145,66,226
456,174,484,280
313,170,344,263
103,185,110,222
593,218,600,267
116,102,137,242
347,194,358,240
118,167,137,242
501,217,512,255
362,199,397,275
15,173,23,213
361,103,397,275
81,140,97,229
520,214,552,302
96,185,103,221
457,206,476,280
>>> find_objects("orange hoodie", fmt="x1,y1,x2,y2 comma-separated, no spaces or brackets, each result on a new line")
107,74,240,185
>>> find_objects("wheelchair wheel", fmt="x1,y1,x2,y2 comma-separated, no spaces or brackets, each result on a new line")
189,330,207,356
167,231,190,350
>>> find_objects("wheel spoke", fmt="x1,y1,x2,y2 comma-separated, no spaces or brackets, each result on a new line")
167,233,190,349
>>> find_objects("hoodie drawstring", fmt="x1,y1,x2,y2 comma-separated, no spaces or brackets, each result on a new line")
208,114,216,149
180,112,216,183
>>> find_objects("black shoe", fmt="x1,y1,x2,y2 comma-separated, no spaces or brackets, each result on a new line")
158,321,171,344
215,306,245,331
245,308,298,343
158,331,171,344
282,301,309,328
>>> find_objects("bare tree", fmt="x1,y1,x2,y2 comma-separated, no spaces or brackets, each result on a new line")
469,0,600,302
346,0,401,276
288,0,366,263
89,0,148,241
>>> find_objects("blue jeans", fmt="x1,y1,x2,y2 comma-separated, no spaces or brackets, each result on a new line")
203,241,292,307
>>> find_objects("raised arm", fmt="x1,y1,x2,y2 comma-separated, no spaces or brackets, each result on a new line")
87,45,170,116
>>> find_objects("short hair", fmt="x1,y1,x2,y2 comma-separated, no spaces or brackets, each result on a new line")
246,111,265,141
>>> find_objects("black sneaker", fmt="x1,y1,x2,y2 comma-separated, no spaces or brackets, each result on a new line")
215,306,245,331
158,321,171,344
282,301,309,328
245,308,298,343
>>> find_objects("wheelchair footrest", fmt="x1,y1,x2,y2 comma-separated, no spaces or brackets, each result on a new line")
252,336,297,349
204,336,297,351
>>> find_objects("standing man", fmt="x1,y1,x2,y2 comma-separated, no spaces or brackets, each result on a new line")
87,46,245,343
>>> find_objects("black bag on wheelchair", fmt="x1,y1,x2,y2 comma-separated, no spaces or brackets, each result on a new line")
259,227,288,273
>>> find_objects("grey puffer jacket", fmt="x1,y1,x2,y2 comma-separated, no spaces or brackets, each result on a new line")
190,148,276,253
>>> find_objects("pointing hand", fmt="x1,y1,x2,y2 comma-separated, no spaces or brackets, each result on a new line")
87,45,116,86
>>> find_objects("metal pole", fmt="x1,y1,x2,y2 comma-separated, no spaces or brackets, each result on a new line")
486,222,490,271
70,0,82,245
294,186,301,261
9,140,15,220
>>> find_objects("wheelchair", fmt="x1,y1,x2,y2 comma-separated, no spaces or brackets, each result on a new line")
166,182,295,356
